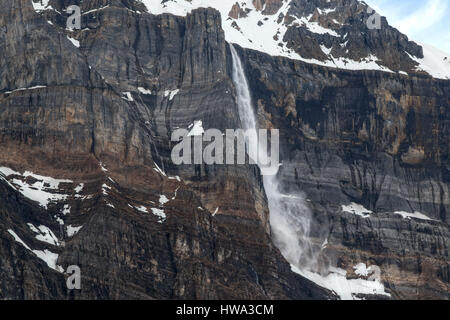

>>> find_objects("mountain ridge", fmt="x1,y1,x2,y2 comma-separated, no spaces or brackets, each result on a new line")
134,0,450,79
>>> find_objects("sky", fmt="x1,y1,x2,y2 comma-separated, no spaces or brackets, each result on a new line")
365,0,450,53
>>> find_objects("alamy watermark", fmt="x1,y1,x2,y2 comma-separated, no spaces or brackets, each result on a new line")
366,7,382,30
66,265,81,290
171,128,280,176
66,5,81,30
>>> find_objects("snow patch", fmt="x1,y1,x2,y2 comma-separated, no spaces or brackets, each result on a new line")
33,249,59,270
135,205,148,213
153,163,167,176
151,208,166,223
320,44,332,56
394,210,433,221
102,184,111,196
290,15,339,37
291,264,390,300
187,120,204,136
62,204,71,215
138,87,153,95
407,43,450,79
122,91,134,101
159,195,169,205
67,36,80,48
342,203,372,218
354,263,370,277
7,229,31,250
82,5,111,15
74,183,84,193
66,225,83,237
99,162,108,172
164,89,180,101
7,229,60,271
0,167,72,209
4,86,47,94
31,0,52,12
28,223,60,246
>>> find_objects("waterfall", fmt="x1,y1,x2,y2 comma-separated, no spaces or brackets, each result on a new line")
229,44,392,300
230,44,317,271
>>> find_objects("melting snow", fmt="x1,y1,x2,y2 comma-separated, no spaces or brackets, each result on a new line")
0,167,72,209
66,225,83,237
151,208,166,223
32,249,59,270
135,205,148,213
4,86,47,94
31,0,52,12
62,204,71,215
27,223,60,246
153,163,167,176
159,195,169,205
354,263,367,276
168,175,181,182
320,45,332,56
67,36,80,48
7,229,60,271
138,87,153,95
172,186,179,200
74,183,84,193
122,91,134,101
0,167,20,176
407,43,450,80
341,203,372,218
290,14,339,37
55,216,64,225
99,162,108,172
187,120,204,136
164,89,180,101
102,184,111,196
7,229,31,250
394,210,433,221
291,264,390,300
82,5,111,15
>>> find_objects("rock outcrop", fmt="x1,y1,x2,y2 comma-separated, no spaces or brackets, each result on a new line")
283,0,423,73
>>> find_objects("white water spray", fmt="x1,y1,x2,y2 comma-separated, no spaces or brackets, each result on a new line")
230,44,317,270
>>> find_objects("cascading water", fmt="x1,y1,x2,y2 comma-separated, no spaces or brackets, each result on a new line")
229,44,392,300
230,44,318,271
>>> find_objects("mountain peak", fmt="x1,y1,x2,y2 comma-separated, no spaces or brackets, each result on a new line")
133,0,450,78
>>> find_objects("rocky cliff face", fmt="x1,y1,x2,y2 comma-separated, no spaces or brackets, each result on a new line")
240,47,449,299
0,0,448,300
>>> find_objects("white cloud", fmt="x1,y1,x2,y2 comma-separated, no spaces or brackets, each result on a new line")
395,0,447,35
365,0,450,54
